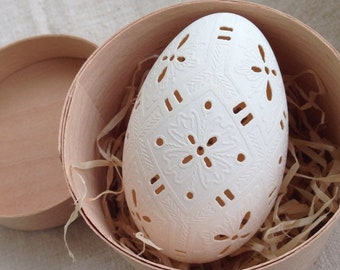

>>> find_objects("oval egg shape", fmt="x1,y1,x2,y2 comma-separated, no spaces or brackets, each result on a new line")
123,12,288,263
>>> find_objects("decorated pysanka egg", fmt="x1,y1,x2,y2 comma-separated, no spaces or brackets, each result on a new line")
122,13,288,263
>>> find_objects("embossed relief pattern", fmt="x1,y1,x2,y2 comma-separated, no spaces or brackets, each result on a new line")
123,13,288,262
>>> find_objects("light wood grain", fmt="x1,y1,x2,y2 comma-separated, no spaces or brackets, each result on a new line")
0,35,96,230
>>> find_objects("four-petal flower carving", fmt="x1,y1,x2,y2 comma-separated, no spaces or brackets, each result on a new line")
251,44,278,101
181,134,218,169
158,34,190,83
214,211,252,256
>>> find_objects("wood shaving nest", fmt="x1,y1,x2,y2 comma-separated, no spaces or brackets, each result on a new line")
67,56,340,270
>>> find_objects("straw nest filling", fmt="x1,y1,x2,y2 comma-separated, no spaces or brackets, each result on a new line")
66,55,340,270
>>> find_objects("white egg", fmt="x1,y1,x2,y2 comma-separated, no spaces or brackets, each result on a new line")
122,13,288,263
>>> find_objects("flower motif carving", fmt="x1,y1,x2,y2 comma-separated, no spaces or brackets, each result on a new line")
158,107,237,189
129,189,152,237
214,211,252,256
157,34,190,83
181,134,217,169
251,44,277,101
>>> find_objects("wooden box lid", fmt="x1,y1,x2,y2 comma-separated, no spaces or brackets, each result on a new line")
0,35,96,231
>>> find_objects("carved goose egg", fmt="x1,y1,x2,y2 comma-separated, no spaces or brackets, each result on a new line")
122,13,288,263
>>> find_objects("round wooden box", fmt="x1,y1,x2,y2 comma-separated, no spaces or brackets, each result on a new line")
60,1,339,269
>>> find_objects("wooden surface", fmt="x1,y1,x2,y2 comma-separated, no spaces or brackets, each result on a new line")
0,36,96,230
0,0,339,269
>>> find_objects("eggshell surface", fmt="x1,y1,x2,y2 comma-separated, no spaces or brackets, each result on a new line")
123,13,288,263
